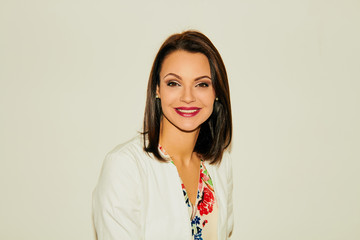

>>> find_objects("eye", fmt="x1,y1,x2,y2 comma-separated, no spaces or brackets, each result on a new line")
167,81,180,87
196,82,210,88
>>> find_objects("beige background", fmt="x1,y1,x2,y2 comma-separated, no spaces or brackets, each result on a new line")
1,0,359,239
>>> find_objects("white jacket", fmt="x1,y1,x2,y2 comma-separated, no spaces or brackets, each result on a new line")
93,135,234,240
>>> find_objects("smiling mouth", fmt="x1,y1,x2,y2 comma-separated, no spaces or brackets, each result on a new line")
176,109,199,113
175,107,201,117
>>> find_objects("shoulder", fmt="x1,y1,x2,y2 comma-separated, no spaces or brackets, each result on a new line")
107,134,145,160
95,135,150,192
221,149,232,169
221,149,231,163
203,149,232,185
207,149,232,172
222,150,232,170
93,135,149,205
102,134,149,170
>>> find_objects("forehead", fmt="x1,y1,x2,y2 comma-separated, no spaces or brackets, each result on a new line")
160,50,210,77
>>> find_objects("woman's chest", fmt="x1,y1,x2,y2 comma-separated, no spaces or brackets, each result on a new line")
140,161,226,240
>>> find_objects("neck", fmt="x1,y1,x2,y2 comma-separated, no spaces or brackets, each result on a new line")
159,119,200,167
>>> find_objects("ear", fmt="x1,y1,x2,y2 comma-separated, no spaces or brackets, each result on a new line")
156,85,160,98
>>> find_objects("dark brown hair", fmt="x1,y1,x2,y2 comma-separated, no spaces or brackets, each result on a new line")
143,30,232,164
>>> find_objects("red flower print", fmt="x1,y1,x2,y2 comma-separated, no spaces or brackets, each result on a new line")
197,187,215,216
202,220,208,227
200,170,205,180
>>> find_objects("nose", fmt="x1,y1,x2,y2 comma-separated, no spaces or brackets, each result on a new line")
180,86,196,104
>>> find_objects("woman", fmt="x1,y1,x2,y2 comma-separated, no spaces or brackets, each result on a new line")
93,30,233,240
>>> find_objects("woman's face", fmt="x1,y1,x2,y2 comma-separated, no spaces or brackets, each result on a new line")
157,50,216,133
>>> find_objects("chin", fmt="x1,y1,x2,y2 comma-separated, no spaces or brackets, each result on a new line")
176,125,201,133
163,116,200,133
173,118,209,133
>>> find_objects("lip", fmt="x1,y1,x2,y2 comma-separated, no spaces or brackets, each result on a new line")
175,107,201,117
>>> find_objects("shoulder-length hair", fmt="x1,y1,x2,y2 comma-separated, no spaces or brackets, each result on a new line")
143,30,232,165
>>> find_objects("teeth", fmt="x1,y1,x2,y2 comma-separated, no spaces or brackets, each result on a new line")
177,109,198,113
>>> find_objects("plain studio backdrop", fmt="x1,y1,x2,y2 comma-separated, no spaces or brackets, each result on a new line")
1,0,359,239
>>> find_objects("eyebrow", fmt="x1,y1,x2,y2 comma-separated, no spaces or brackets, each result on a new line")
195,75,212,81
163,73,182,80
163,73,212,81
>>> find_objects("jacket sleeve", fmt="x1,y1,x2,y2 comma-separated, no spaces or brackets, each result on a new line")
92,150,145,240
226,152,234,239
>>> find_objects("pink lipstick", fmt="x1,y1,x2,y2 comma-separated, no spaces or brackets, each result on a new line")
175,107,201,117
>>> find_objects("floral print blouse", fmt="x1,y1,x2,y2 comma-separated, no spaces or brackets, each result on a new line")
159,146,218,240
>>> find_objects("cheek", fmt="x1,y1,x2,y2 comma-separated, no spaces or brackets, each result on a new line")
197,91,216,106
159,93,177,114
160,91,176,105
208,105,214,114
